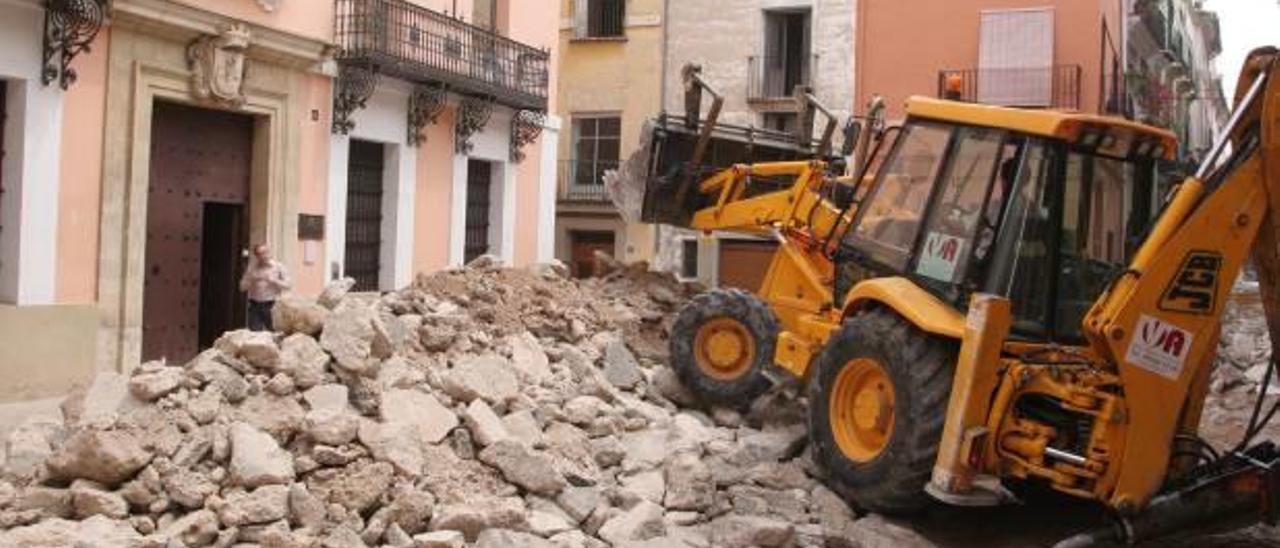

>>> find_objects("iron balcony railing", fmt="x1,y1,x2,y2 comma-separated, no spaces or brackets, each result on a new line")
335,0,549,110
558,159,619,203
748,54,818,101
937,65,1082,111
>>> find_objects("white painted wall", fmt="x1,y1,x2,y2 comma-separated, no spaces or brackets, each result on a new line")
0,3,63,305
449,105,516,267
325,79,416,290
536,115,561,263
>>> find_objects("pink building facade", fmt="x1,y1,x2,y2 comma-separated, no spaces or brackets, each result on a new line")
0,0,559,401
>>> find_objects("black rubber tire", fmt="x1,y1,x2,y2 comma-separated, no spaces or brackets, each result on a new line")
808,307,956,514
669,288,780,409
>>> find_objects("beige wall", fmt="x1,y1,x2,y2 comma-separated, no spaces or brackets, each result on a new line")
555,0,663,265
856,0,1125,120
0,304,98,403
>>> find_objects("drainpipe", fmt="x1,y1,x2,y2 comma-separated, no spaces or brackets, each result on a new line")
655,0,671,264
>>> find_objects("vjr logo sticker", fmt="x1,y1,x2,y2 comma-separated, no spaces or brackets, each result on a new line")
915,232,965,283
1160,251,1223,315
1124,314,1194,380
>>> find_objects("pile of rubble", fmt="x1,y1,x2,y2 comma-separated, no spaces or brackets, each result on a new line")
0,260,882,548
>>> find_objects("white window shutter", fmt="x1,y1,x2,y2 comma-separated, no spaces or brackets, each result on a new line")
978,8,1054,106
574,0,588,38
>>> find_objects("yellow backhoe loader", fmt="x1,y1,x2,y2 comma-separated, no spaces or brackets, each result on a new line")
620,48,1280,544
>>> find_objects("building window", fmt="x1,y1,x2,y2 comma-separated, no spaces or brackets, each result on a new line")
679,238,699,280
756,9,811,99
576,0,625,39
571,115,621,188
977,8,1054,106
762,112,799,135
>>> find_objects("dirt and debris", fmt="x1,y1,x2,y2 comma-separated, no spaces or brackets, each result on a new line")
0,260,1277,547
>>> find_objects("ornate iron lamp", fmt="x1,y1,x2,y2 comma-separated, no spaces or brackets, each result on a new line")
332,61,379,135
510,109,546,163
42,0,110,89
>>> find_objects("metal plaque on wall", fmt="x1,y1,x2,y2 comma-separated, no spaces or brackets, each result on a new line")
298,214,325,241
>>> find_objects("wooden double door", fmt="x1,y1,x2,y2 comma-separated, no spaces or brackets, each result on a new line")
143,102,253,363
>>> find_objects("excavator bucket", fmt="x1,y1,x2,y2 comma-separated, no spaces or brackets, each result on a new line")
606,116,827,227
605,63,843,228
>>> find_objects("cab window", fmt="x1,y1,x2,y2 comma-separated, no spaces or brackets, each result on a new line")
1055,151,1153,337
911,126,1005,287
845,122,951,271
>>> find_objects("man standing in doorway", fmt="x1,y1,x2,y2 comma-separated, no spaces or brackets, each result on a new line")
240,243,290,331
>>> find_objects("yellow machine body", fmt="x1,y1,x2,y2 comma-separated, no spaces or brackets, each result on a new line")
672,48,1280,518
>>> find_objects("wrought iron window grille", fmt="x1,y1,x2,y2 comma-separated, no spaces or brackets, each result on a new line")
42,0,110,89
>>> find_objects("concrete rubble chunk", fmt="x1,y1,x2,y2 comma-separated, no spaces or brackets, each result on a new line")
309,410,360,447
509,332,553,383
273,295,330,336
598,499,666,545
321,302,393,374
462,399,510,448
381,388,458,444
216,484,290,527
478,439,567,495
128,366,185,401
158,509,220,546
602,339,644,389
288,482,328,530
281,333,331,389
46,429,152,487
556,485,601,524
69,481,129,519
413,530,465,548
318,277,357,309
442,356,519,405
475,528,557,548
228,422,295,487
501,409,543,448
4,418,59,479
710,514,795,548
214,329,282,371
664,453,714,511
0,516,143,547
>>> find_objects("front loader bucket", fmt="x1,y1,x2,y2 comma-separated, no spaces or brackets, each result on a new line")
605,114,834,228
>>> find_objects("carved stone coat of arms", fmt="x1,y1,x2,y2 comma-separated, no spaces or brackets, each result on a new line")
188,24,252,107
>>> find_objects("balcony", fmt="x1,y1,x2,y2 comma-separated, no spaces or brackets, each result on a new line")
748,54,818,103
334,0,549,110
937,65,1082,110
558,159,619,205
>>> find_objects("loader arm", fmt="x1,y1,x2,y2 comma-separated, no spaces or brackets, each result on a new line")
1082,48,1280,511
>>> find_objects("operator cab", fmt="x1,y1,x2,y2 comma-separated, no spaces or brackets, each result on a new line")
841,97,1178,343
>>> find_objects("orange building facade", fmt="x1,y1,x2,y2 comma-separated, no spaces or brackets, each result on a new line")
855,0,1127,120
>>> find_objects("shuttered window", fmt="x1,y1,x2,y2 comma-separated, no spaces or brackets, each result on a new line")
978,8,1054,106
574,0,625,38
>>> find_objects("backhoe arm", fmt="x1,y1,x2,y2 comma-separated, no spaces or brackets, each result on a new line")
1078,46,1280,524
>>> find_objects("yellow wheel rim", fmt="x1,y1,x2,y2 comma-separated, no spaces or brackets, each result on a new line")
693,317,756,381
830,357,895,463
